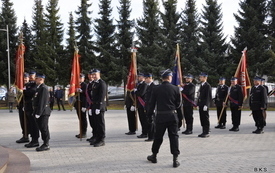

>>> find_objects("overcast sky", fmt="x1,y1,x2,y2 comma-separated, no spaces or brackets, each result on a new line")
11,0,240,42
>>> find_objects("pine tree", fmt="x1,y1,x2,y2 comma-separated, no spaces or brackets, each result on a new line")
200,0,228,84
21,19,34,72
136,0,163,78
31,0,55,85
44,0,65,85
267,0,275,81
75,0,95,73
180,0,203,77
116,0,134,86
0,0,18,86
94,0,118,85
159,0,181,70
231,0,273,78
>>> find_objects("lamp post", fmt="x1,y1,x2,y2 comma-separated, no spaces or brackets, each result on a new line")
0,25,11,89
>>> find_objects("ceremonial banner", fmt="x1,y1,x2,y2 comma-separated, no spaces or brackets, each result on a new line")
126,50,137,91
171,44,183,86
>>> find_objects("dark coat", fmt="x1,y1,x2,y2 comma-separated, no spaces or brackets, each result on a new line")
86,81,94,108
91,79,107,111
74,82,87,108
33,83,51,116
181,82,195,107
229,84,243,107
214,84,229,106
24,81,37,111
197,82,212,107
145,82,156,112
148,81,183,124
249,85,267,110
136,81,148,108
125,91,135,108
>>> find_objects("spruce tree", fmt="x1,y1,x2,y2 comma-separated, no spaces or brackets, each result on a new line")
94,0,118,85
21,19,34,72
267,0,275,81
200,0,227,84
136,0,163,78
231,0,273,78
75,0,95,73
180,0,203,78
0,0,18,86
31,0,55,85
116,0,134,86
159,0,181,70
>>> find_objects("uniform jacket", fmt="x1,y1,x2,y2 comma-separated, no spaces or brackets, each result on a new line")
33,83,51,116
24,81,37,111
86,81,94,108
74,82,87,108
214,84,229,106
144,82,156,112
229,84,243,107
249,85,267,110
136,81,148,108
148,81,183,123
197,82,212,107
125,91,134,108
91,79,107,111
181,82,195,107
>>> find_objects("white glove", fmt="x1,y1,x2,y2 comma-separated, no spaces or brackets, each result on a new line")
88,109,92,116
124,105,126,110
77,88,83,93
81,107,86,112
179,87,183,91
22,107,24,111
35,114,40,119
203,105,208,111
95,109,100,115
130,106,135,111
134,88,137,92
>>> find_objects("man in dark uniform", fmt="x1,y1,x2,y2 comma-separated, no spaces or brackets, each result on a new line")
16,72,30,143
228,77,243,132
261,78,268,126
147,69,183,168
181,74,195,135
86,69,95,142
197,72,212,138
250,77,267,134
144,73,156,142
125,90,136,135
90,69,107,147
214,77,229,129
54,86,66,111
135,73,148,138
74,73,88,138
33,74,52,151
24,71,40,148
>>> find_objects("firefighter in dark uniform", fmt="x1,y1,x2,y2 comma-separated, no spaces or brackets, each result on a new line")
197,72,212,138
24,71,40,148
74,73,88,138
135,73,148,138
144,73,156,142
250,77,267,134
86,69,95,142
228,77,243,132
125,90,136,135
214,77,229,129
147,69,183,168
33,74,52,151
16,72,30,143
181,74,195,135
89,69,107,147
261,78,268,126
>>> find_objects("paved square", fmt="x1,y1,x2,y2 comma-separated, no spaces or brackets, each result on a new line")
0,109,275,173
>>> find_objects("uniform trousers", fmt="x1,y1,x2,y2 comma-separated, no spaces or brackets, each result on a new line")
183,106,194,129
138,106,148,135
75,103,88,134
252,110,265,129
126,107,136,132
230,107,241,127
36,115,50,144
216,106,227,125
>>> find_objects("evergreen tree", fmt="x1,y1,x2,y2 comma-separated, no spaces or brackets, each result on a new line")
180,0,203,78
267,0,275,81
75,0,95,73
231,0,273,78
44,0,65,85
31,0,55,85
0,0,18,86
116,0,134,86
94,0,118,85
200,0,227,84
21,19,34,72
136,0,163,78
159,0,181,70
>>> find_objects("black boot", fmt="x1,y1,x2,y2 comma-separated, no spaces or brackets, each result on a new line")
198,126,209,138
182,124,193,135
147,153,157,163
255,127,264,134
215,124,222,128
25,140,39,148
173,155,180,168
252,127,260,133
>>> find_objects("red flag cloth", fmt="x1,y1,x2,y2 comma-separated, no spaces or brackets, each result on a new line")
172,44,183,86
68,49,80,106
15,42,25,103
234,48,251,100
126,51,137,91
